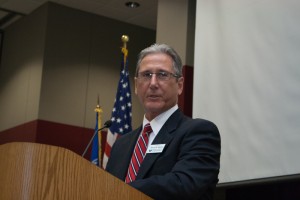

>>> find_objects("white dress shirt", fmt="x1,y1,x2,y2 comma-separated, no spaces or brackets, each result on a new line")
142,104,178,149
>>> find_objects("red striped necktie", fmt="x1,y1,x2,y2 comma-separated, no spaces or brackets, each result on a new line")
125,123,152,183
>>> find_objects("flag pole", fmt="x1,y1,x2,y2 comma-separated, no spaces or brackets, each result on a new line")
94,96,103,166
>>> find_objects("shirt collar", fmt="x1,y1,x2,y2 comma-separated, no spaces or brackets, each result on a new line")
142,104,178,137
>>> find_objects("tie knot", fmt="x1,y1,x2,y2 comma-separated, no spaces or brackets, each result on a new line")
143,123,152,135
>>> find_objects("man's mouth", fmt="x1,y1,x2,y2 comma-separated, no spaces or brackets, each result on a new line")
147,95,160,100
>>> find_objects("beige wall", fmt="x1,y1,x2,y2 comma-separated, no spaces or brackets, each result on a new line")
0,5,47,131
0,2,155,131
156,0,195,66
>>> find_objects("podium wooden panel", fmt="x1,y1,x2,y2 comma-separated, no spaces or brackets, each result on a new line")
0,142,152,200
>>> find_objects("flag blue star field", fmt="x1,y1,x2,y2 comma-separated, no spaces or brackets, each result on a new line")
103,48,132,169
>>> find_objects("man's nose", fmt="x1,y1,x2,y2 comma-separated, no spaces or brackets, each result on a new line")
149,74,159,85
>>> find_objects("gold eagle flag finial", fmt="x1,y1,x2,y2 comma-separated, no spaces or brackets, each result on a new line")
121,35,129,63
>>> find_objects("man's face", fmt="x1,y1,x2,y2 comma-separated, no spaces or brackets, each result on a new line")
135,53,184,121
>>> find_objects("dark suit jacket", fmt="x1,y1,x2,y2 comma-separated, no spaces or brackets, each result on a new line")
106,109,221,200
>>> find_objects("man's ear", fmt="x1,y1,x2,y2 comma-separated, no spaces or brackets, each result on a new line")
134,77,138,95
177,77,184,95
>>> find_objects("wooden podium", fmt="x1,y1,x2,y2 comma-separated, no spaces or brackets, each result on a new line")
0,142,152,200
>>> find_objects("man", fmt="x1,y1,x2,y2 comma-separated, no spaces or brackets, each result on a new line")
106,44,221,200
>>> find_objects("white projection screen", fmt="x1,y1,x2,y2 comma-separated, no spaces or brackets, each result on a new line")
193,0,300,184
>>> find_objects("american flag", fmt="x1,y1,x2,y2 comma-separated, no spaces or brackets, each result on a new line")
102,47,132,169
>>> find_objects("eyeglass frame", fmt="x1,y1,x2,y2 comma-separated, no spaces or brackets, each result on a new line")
135,71,181,82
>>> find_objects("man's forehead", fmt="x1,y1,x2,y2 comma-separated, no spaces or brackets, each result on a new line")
140,53,172,65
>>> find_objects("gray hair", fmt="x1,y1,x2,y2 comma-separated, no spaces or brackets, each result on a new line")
135,44,183,77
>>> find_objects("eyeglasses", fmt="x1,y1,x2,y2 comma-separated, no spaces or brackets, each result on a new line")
136,71,180,82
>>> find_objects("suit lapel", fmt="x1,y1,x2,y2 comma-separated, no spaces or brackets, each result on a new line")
118,127,142,180
136,109,184,179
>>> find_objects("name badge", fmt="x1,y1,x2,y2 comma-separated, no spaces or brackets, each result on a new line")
146,144,165,154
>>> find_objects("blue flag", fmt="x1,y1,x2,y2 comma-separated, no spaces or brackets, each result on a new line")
90,112,100,166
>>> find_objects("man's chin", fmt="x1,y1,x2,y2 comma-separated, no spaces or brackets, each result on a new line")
144,104,163,113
